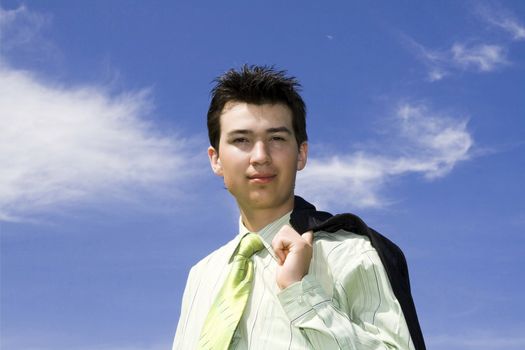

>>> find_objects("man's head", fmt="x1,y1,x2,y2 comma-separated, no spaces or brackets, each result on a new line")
207,65,307,152
206,66,308,218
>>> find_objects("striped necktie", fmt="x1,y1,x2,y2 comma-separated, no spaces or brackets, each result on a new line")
198,233,264,350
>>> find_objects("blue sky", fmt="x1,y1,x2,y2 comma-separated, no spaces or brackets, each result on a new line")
1,1,524,349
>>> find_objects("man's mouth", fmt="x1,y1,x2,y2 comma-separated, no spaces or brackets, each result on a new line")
247,174,276,184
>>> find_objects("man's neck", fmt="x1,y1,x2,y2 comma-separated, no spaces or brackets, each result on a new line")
238,198,294,232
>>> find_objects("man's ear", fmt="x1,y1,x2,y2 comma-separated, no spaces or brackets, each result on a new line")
297,142,308,171
208,146,223,176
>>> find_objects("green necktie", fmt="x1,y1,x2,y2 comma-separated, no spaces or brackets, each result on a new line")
198,233,264,350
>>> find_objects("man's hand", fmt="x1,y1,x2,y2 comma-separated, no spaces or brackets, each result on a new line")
272,225,314,290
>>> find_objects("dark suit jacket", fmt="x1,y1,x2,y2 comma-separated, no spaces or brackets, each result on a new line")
290,196,426,350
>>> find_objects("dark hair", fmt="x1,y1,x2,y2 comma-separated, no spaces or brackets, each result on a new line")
207,65,307,150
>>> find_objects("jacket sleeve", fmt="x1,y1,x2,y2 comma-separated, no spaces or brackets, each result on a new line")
277,248,415,350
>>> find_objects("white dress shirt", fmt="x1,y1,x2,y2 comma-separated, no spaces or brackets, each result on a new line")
173,211,415,349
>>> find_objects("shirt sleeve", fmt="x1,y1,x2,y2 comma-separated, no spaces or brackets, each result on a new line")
277,248,414,350
172,266,196,350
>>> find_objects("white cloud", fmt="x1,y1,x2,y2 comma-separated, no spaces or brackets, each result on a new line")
408,2,525,80
451,43,508,72
428,68,447,82
0,332,169,350
477,4,525,41
404,38,450,81
0,5,45,43
428,332,525,349
493,17,525,40
0,5,203,222
3,343,168,350
407,36,508,80
0,5,58,60
0,65,202,221
296,103,473,210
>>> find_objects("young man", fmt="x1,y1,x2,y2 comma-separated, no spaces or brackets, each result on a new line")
173,66,424,349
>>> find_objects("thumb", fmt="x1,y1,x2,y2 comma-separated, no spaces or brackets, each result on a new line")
302,230,314,245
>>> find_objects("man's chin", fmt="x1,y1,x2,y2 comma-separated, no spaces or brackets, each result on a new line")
241,193,294,211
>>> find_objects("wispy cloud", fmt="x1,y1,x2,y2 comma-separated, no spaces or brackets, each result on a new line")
2,343,169,350
0,5,203,222
450,43,508,72
1,332,169,350
406,37,508,81
476,4,525,41
405,3,525,81
0,65,203,222
428,331,525,350
0,5,59,63
296,103,473,209
0,5,47,45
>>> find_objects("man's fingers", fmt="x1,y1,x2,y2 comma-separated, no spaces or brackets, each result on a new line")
302,230,314,245
273,246,286,265
272,226,314,265
273,226,314,290
273,239,292,265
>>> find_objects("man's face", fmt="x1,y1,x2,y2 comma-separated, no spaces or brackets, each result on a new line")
208,102,307,213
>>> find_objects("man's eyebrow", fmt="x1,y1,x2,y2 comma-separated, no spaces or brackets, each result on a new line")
226,129,252,136
226,127,292,135
267,127,292,134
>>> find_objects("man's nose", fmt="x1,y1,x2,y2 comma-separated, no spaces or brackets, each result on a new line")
250,141,271,165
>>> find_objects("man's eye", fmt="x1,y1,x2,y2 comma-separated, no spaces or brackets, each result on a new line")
232,138,249,144
271,136,286,141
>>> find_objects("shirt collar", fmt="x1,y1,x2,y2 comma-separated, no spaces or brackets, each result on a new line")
235,211,292,262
